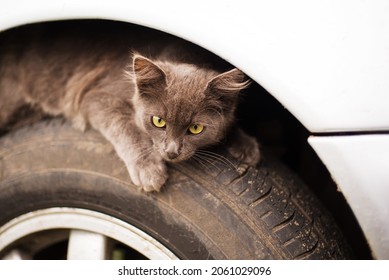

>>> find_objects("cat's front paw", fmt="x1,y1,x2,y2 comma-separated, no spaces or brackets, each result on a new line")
228,133,261,167
127,155,168,192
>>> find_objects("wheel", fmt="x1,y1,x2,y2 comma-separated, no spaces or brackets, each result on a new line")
0,119,352,259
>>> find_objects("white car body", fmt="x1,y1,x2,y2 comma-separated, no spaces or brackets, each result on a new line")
1,0,388,258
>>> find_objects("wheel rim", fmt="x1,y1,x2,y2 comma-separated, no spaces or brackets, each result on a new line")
0,207,178,260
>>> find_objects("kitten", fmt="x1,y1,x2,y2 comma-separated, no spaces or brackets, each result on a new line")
0,26,260,192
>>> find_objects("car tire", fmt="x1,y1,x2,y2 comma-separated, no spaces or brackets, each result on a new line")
0,119,352,259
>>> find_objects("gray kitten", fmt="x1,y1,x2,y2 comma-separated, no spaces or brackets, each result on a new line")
0,27,260,192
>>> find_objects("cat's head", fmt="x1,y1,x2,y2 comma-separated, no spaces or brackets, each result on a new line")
130,54,249,163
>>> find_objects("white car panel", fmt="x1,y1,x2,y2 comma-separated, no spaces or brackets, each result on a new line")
1,0,389,133
309,135,389,259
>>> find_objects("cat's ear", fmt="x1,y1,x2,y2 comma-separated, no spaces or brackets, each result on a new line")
206,68,250,112
133,55,167,96
207,68,250,95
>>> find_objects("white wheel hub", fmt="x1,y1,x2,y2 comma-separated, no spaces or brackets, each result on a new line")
0,207,178,260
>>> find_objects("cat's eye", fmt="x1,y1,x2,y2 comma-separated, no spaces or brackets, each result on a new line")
188,124,204,135
152,116,166,128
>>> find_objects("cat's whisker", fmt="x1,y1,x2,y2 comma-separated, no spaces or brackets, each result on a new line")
194,151,235,172
196,149,238,170
195,153,227,171
192,154,222,172
191,155,212,171
195,150,243,192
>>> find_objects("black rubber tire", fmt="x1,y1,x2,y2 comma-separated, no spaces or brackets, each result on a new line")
0,119,352,259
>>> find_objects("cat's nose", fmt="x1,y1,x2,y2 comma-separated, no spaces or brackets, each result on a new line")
166,151,179,160
165,141,180,160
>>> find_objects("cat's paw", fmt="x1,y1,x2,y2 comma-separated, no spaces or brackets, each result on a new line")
228,133,261,167
127,155,168,192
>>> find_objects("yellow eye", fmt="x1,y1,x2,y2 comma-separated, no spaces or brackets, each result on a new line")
152,116,166,128
188,124,204,135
